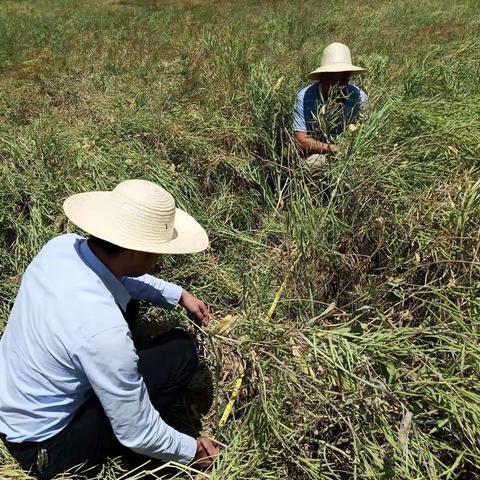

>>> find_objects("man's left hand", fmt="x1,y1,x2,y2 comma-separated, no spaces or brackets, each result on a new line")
180,290,210,326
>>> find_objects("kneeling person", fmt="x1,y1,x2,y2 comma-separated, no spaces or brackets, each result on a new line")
0,179,218,479
293,42,368,169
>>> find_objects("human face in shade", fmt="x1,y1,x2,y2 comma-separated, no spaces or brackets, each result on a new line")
319,71,352,98
126,250,160,277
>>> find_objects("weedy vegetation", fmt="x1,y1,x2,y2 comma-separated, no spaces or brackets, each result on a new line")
0,0,479,479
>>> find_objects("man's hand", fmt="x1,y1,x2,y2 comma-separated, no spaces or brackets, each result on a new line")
180,290,210,326
328,144,340,154
193,437,219,469
294,131,338,155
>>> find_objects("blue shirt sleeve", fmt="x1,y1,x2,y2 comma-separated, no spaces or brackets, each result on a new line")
293,91,307,132
77,326,197,464
359,89,369,115
121,275,182,309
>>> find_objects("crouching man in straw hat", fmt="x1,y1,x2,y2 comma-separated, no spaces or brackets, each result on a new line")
293,42,368,170
0,179,219,478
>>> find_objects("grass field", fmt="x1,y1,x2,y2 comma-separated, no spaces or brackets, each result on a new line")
1,0,479,478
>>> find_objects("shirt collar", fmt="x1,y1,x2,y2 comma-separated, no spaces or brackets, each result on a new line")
78,239,131,312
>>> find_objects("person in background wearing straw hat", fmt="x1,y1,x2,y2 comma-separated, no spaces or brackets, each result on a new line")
0,179,219,479
293,42,368,170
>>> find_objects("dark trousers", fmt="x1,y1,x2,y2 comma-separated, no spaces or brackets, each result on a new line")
2,327,198,479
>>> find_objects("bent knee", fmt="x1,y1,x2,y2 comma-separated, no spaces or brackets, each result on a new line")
167,329,199,371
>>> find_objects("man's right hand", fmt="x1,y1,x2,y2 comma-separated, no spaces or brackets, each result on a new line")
328,144,339,154
193,436,219,468
294,131,339,155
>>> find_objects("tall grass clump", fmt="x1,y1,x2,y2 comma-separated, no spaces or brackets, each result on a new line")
1,0,479,479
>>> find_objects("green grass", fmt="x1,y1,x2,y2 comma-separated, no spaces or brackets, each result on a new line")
1,0,479,478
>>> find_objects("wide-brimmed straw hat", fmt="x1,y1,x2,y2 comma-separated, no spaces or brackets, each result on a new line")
63,179,209,254
307,42,366,80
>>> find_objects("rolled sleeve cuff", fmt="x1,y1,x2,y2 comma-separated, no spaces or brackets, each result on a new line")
163,281,183,309
176,433,197,465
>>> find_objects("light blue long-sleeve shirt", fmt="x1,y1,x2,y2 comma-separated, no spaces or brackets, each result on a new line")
0,233,197,464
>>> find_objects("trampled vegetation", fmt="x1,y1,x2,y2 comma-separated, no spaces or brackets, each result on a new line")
0,0,479,478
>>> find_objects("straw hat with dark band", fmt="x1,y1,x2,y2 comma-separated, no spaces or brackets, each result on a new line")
63,179,209,254
307,42,366,80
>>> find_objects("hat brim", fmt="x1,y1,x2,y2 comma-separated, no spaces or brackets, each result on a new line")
63,191,209,254
307,64,366,80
